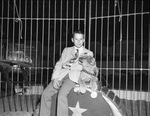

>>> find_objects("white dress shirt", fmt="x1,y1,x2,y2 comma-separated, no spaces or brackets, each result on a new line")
74,46,84,56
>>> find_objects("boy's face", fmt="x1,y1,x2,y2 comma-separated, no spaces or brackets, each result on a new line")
71,33,85,48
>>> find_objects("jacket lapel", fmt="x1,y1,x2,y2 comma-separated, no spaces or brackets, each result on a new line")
70,47,76,57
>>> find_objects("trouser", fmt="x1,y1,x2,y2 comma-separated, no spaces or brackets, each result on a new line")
39,75,76,116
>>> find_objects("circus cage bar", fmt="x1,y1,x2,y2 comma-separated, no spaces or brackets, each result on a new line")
0,0,149,116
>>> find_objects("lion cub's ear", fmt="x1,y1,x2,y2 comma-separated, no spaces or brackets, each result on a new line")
86,56,96,66
91,57,96,66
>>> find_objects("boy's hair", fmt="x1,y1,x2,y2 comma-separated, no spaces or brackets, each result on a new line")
72,30,84,38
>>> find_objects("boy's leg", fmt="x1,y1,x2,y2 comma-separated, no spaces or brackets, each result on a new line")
39,81,57,116
57,76,76,116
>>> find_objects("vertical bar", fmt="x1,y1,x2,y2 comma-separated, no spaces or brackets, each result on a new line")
59,0,62,55
119,0,123,96
22,0,27,111
17,0,22,110
6,0,9,60
28,0,34,112
128,0,133,107
35,0,39,82
17,0,21,51
112,0,116,90
65,0,68,46
112,0,117,90
0,72,2,93
78,0,81,29
6,0,10,61
0,72,3,111
7,1,12,111
53,0,56,66
94,0,97,56
125,0,129,112
46,0,51,86
140,1,144,116
84,0,86,42
0,71,6,112
16,0,22,111
19,0,22,111
148,33,150,116
88,0,91,50
132,1,136,115
28,67,32,111
6,1,13,112
148,0,150,114
133,0,137,93
29,0,32,90
12,0,16,111
5,0,10,111
41,0,45,68
72,0,74,33
29,0,33,74
106,0,110,87
24,0,27,66
41,0,45,85
12,1,15,59
0,0,4,59
100,0,104,82
29,1,33,106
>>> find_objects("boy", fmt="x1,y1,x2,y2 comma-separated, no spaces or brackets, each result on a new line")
39,30,93,116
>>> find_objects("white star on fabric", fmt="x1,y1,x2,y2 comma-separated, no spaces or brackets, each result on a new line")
68,101,87,116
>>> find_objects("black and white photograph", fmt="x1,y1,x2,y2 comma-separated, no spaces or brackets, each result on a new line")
0,0,149,116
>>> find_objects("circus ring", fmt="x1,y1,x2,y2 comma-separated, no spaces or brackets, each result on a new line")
33,86,127,116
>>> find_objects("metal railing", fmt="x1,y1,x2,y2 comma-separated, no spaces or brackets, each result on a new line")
0,0,149,115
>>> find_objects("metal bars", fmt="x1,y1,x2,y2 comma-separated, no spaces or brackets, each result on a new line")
89,0,149,116
0,0,149,115
0,0,87,112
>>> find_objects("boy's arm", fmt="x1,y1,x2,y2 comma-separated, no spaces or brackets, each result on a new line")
51,48,67,80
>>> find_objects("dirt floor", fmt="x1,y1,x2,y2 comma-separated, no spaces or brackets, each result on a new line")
0,111,32,116
0,95,40,116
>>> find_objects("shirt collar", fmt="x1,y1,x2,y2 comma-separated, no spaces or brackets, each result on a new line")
74,46,84,55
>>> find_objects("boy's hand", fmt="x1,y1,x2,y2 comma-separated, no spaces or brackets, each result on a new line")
53,79,60,89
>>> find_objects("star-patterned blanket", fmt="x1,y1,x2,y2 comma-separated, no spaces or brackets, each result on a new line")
50,89,115,116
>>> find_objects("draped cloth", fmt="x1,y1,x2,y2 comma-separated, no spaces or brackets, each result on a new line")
50,89,114,116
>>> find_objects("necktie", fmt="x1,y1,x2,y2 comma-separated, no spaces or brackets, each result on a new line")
75,49,79,59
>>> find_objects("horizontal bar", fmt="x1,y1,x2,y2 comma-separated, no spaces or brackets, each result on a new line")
90,12,149,20
0,17,86,20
